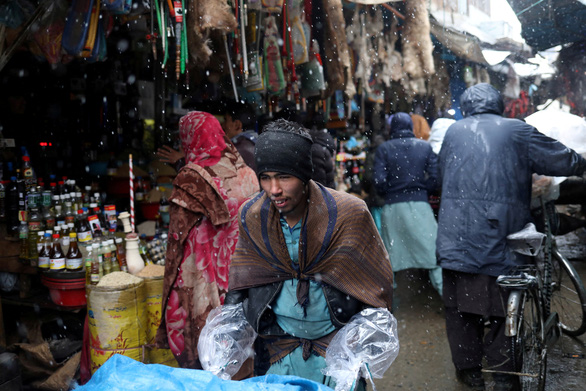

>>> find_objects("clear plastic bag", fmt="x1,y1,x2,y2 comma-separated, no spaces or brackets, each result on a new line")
506,222,546,256
198,303,257,380
323,308,400,391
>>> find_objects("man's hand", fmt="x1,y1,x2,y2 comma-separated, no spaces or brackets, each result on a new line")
157,145,184,165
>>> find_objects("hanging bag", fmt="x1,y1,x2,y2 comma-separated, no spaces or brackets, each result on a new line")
61,0,94,55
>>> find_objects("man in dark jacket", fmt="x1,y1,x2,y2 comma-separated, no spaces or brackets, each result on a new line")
437,83,586,391
374,112,442,296
225,119,393,387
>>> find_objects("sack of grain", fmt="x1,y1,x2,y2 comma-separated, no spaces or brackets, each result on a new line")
87,272,148,373
137,265,179,367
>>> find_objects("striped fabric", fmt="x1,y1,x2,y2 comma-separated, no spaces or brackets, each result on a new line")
229,180,393,310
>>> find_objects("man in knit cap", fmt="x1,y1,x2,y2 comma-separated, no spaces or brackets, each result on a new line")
226,118,394,387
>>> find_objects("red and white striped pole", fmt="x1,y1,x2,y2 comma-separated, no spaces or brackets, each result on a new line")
129,154,135,233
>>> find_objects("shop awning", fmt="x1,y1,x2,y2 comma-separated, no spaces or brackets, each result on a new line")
429,16,488,65
506,0,586,51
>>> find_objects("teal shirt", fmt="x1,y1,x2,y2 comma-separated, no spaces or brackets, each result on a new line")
267,218,336,386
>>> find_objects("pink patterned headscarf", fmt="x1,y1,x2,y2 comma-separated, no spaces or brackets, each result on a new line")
179,111,227,167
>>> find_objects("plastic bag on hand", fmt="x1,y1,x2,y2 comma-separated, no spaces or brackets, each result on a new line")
323,308,399,391
198,303,257,380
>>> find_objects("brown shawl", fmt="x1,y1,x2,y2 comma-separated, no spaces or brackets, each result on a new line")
229,180,393,310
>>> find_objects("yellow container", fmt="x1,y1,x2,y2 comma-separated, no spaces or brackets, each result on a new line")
141,275,179,367
87,280,148,372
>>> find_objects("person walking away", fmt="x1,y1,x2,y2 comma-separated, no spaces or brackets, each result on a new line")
437,83,586,391
373,112,442,297
155,111,259,371
225,119,394,388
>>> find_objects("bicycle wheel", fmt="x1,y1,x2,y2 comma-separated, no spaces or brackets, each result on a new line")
551,246,586,336
515,290,547,391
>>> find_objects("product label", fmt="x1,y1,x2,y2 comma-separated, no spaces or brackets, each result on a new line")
45,217,56,229
66,257,83,270
159,205,170,213
28,221,42,231
91,273,100,283
61,236,71,248
65,216,76,225
88,215,103,233
50,257,65,270
78,230,93,242
38,256,50,268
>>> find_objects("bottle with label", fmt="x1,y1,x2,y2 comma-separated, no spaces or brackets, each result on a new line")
27,191,43,266
159,187,170,227
90,243,101,285
41,190,55,229
21,155,36,193
36,230,45,255
101,241,112,276
108,239,120,272
60,224,71,255
53,195,64,226
38,232,52,270
66,232,83,271
7,177,20,236
19,221,29,261
139,234,154,265
49,232,66,271
76,209,93,244
115,237,128,272
64,201,76,225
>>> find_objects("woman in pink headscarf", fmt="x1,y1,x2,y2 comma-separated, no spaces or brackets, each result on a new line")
155,111,259,369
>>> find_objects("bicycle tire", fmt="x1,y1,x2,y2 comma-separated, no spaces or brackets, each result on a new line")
551,246,586,336
515,290,547,391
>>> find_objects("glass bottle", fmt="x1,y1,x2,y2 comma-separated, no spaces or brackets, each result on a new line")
101,241,112,276
90,243,101,285
64,201,76,225
38,231,52,270
66,232,83,271
42,189,55,229
76,209,93,244
115,237,128,272
19,221,29,261
49,232,66,271
26,191,43,266
159,187,170,227
53,195,65,226
60,224,71,255
36,230,45,254
108,239,120,272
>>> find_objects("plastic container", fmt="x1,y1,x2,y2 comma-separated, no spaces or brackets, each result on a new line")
40,270,87,307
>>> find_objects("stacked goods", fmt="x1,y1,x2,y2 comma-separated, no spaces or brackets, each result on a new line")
137,265,178,367
87,272,147,373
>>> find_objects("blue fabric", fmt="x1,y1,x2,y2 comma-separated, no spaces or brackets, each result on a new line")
75,354,334,391
266,346,335,388
438,83,586,276
373,113,439,206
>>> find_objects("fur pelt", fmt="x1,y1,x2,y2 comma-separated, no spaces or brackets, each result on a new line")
402,0,435,79
187,0,237,66
322,0,351,97
427,52,452,112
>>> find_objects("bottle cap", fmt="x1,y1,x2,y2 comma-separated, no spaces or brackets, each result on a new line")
54,226,61,232
22,156,30,162
52,233,60,239
115,238,122,243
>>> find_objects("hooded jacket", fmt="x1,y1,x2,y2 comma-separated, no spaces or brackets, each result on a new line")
437,83,586,276
373,112,439,205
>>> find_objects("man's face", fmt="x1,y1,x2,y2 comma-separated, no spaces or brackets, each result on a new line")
222,114,241,139
259,171,308,225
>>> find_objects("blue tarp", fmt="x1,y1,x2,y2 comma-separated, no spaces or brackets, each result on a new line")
75,355,334,391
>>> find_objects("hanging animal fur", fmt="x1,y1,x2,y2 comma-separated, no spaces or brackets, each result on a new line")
187,0,237,66
322,0,352,98
402,0,434,79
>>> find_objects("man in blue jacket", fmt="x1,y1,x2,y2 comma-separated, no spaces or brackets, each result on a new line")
437,83,586,391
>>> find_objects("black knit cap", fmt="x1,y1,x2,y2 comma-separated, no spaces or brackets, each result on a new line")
255,120,314,183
